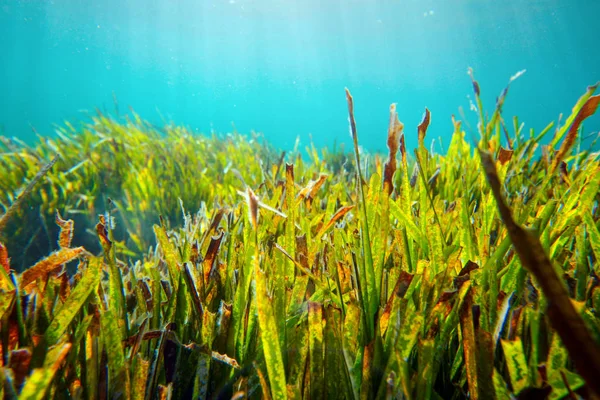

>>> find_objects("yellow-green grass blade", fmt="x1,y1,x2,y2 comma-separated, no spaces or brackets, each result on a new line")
131,354,150,400
546,333,586,400
324,305,354,399
101,306,130,397
500,338,528,394
44,256,102,346
346,88,377,340
583,212,600,276
18,343,71,400
254,255,287,399
388,199,426,250
308,302,324,399
153,224,181,291
0,266,15,321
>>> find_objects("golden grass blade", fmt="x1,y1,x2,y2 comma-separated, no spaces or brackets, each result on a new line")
0,243,15,319
316,205,355,239
0,242,9,273
20,247,86,292
297,174,327,204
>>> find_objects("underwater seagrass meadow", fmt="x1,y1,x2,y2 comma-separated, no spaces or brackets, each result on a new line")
1,65,600,400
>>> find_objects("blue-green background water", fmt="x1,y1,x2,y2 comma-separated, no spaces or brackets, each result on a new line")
1,0,599,152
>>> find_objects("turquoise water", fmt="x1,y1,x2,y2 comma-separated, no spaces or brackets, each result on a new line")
1,0,599,152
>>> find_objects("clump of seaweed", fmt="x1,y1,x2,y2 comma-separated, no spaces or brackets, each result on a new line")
0,117,282,269
0,71,600,400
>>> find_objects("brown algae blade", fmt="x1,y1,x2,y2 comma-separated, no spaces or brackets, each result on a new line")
55,210,74,249
551,93,600,173
316,205,355,239
478,148,600,396
550,82,599,148
383,104,403,196
417,108,431,150
20,247,86,292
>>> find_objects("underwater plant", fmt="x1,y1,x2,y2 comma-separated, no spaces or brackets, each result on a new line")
0,117,282,270
0,71,600,399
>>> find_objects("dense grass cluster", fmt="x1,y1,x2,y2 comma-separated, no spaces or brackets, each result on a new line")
1,72,600,399
0,114,290,269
